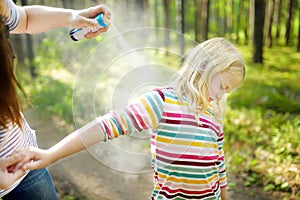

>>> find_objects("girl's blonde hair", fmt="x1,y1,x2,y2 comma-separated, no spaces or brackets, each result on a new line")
174,37,245,118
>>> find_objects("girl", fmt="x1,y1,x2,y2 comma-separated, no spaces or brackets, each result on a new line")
0,0,110,198
18,37,245,200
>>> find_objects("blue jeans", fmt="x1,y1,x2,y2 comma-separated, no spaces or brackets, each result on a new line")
2,168,58,200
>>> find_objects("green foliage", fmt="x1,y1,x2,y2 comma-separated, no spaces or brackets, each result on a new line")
28,75,73,123
224,44,300,198
19,28,106,124
229,45,300,113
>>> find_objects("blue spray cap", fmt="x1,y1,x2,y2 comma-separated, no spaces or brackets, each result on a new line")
96,13,110,28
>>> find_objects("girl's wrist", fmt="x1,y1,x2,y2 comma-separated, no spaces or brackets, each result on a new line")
47,148,60,165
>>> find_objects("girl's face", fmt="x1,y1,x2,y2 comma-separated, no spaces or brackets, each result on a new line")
207,71,242,102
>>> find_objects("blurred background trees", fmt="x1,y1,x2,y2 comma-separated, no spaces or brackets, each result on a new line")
10,0,300,74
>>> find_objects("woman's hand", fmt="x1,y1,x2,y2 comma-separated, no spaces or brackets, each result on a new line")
0,153,26,189
70,4,111,39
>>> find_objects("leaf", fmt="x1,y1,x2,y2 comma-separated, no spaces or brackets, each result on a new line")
244,181,252,187
280,182,289,189
264,183,275,191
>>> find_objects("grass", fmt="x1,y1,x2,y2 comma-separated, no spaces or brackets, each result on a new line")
224,44,300,199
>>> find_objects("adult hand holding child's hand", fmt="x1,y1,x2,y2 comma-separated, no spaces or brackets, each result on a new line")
0,152,26,189
14,147,55,172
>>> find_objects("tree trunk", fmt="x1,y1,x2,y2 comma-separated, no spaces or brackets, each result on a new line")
177,0,185,65
203,0,209,40
226,0,233,34
223,0,227,35
26,34,36,78
253,0,266,63
297,0,300,51
21,0,36,78
243,0,249,43
274,0,282,39
144,0,150,26
195,0,209,41
195,0,201,42
249,0,255,44
285,0,293,45
134,0,149,27
236,0,244,43
154,0,160,37
214,1,220,35
163,0,170,54
9,35,26,66
201,0,209,40
265,0,275,47
61,0,74,8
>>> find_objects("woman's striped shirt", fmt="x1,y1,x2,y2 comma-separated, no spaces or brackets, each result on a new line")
97,87,227,200
0,114,38,197
0,1,36,197
4,0,19,31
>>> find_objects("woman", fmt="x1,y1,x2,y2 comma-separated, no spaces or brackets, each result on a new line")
0,0,110,199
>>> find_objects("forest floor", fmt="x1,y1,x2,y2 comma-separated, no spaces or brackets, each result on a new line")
27,110,288,200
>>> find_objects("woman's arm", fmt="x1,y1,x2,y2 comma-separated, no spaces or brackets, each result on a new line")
11,4,111,36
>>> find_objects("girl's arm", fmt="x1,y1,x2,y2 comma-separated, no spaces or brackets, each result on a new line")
17,90,164,170
11,4,111,37
17,119,105,170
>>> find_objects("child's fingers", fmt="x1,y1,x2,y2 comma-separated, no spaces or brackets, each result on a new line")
22,160,43,171
13,147,37,171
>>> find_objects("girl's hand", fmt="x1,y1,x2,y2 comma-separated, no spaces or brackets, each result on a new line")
70,4,111,39
0,152,26,189
14,147,55,171
220,187,228,200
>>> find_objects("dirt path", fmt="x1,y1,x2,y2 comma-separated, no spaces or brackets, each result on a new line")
26,111,285,200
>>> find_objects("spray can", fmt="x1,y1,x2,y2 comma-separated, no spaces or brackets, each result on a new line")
69,13,110,41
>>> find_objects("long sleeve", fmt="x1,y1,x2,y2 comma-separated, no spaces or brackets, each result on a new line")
97,90,165,141
217,131,227,188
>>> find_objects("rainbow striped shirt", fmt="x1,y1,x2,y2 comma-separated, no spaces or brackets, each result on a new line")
98,88,227,200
